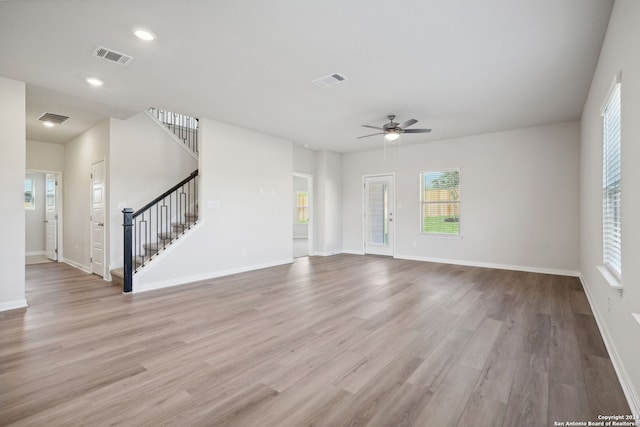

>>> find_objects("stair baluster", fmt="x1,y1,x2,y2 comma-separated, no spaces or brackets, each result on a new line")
121,169,198,293
147,107,198,156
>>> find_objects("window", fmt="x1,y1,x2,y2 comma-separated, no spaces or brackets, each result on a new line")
602,76,622,280
421,170,460,235
296,191,309,223
24,178,35,210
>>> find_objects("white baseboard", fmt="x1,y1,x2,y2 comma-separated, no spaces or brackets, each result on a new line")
579,275,640,418
393,253,580,277
133,258,294,294
62,258,91,274
342,249,365,255
25,251,46,256
314,251,343,257
0,299,28,312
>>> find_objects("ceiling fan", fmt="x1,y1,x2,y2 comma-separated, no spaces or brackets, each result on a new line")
358,115,431,141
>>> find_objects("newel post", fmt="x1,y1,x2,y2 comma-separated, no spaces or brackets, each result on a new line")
123,208,134,293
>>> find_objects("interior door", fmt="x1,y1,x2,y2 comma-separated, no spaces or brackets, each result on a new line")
364,175,394,256
91,161,105,277
45,173,58,261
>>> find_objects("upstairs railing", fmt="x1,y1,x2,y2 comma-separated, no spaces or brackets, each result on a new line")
148,107,199,156
122,170,198,293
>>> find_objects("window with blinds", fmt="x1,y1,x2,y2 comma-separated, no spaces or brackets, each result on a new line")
24,178,35,210
420,170,460,235
602,78,621,280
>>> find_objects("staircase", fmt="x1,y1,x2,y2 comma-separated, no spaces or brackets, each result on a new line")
110,208,198,288
111,107,200,291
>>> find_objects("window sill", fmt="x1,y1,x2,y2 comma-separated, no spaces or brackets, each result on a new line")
419,233,463,240
597,265,623,296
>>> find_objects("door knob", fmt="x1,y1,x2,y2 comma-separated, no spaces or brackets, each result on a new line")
98,222,104,227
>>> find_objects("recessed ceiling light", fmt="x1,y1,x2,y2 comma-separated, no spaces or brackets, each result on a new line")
86,77,104,87
134,28,155,41
42,121,55,128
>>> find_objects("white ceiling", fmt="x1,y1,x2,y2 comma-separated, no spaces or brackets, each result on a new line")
0,0,613,152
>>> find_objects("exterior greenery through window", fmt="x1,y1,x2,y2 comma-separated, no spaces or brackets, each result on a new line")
296,191,309,223
421,170,460,235
602,77,622,280
24,178,35,210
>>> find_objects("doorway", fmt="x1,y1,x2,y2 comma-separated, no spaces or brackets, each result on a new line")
25,170,62,265
293,173,313,258
363,174,394,256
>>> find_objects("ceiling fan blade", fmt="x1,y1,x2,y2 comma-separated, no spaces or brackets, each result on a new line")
357,132,385,139
362,125,384,130
398,119,418,129
402,128,431,133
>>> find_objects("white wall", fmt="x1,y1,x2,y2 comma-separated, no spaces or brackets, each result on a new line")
0,76,26,311
293,145,316,175
25,172,45,254
134,119,293,291
316,151,343,256
63,119,110,272
26,140,64,171
580,0,640,414
109,112,198,269
343,122,580,274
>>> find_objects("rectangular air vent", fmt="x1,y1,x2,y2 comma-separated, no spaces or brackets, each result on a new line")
93,46,134,65
312,72,348,88
38,112,70,124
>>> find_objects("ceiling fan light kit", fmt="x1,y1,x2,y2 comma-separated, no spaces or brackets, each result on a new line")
358,114,431,141
384,132,400,142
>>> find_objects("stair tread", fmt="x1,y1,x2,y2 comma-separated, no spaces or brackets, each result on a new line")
111,268,124,278
158,232,178,240
143,242,167,249
172,220,196,225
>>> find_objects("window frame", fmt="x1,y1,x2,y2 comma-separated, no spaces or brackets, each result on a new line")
419,168,461,237
601,73,622,283
24,178,36,210
296,190,309,224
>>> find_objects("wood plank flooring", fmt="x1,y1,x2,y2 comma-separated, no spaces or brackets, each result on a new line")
0,255,631,426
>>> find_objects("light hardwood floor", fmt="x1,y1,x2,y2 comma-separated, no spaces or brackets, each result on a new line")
0,255,631,426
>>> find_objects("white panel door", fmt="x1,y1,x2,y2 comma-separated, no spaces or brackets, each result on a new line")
45,173,58,261
91,161,105,277
364,175,394,256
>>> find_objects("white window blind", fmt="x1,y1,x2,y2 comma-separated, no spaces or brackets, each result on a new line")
24,178,35,210
602,80,621,280
367,182,388,245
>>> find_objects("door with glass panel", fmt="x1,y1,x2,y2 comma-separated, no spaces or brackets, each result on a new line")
364,175,394,256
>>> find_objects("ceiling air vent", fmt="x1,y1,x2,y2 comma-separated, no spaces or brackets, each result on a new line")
312,72,348,88
38,112,70,124
93,46,134,65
